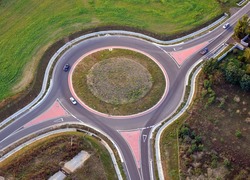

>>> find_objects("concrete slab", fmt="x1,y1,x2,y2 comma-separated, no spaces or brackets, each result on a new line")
48,171,66,180
62,150,90,174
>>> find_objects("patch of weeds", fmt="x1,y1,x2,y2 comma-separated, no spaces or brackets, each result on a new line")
235,130,242,138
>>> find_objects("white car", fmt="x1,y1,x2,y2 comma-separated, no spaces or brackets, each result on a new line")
70,97,77,105
223,23,230,29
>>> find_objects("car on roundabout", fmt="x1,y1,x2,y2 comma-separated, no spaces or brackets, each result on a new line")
63,64,70,72
70,97,77,105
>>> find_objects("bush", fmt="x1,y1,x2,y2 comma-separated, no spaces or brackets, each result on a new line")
203,58,218,75
201,89,208,99
233,48,238,54
240,74,250,91
206,96,215,106
243,48,250,63
235,130,242,138
211,159,218,168
179,125,191,139
203,79,211,89
225,61,243,84
246,64,250,74
223,159,231,169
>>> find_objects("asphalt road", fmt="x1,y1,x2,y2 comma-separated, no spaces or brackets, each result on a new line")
0,3,250,180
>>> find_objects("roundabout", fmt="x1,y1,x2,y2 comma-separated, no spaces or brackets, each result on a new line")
1,4,250,179
70,48,167,117
0,36,206,180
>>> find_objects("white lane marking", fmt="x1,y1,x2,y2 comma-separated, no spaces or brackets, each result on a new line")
117,125,155,132
143,135,147,143
173,47,183,51
54,118,64,123
152,43,181,68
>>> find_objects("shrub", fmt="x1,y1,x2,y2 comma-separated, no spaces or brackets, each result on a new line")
225,61,243,84
207,96,215,106
179,125,191,139
246,64,250,74
240,74,250,91
203,58,218,75
243,48,250,63
233,48,238,54
235,130,242,138
203,79,211,89
201,89,208,99
223,159,231,169
211,159,218,168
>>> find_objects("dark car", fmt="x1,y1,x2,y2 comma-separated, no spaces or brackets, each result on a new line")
63,64,70,72
200,48,208,55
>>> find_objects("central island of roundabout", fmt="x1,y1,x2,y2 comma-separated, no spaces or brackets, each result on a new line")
69,48,169,118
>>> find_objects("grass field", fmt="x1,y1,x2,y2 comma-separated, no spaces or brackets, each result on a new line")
0,132,117,179
0,0,226,101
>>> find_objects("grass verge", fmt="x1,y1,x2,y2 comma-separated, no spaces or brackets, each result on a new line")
159,68,204,179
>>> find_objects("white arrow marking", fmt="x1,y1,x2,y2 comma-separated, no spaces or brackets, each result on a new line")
54,118,63,123
143,134,147,142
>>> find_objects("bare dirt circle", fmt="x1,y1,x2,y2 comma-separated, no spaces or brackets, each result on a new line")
72,49,166,116
87,58,153,104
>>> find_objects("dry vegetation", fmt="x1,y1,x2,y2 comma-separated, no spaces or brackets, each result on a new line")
180,76,250,179
0,132,117,180
161,47,250,179
87,57,153,104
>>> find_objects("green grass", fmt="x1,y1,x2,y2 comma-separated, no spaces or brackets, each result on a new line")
160,117,184,180
0,0,225,101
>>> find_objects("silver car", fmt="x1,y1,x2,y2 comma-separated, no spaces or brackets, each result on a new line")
70,97,77,105
223,23,230,29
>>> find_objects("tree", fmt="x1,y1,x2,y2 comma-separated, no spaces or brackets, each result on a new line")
240,74,250,91
203,58,218,75
243,48,250,63
246,64,250,74
225,61,243,84
234,14,250,39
